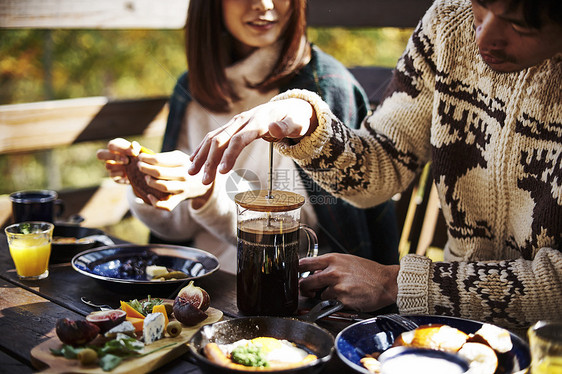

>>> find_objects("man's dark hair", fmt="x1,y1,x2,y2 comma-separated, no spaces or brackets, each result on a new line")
518,0,562,28
479,0,562,28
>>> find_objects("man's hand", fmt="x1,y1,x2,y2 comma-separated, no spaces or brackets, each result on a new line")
299,253,399,312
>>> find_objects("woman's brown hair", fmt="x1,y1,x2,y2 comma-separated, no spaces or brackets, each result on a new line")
186,0,310,112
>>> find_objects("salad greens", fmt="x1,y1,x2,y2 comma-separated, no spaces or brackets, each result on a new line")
50,344,82,359
231,343,270,368
51,332,174,371
127,295,164,316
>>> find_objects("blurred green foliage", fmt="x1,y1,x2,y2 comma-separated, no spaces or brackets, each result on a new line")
310,28,411,67
0,26,411,240
1,29,186,104
0,27,410,105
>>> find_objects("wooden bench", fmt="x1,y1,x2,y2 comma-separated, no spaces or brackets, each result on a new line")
1,0,445,255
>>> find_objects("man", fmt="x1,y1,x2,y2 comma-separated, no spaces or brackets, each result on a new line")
189,0,561,332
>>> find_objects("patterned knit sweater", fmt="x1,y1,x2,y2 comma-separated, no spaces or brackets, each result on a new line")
273,0,561,332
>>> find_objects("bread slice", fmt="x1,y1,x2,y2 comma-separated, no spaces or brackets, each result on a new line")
124,145,172,204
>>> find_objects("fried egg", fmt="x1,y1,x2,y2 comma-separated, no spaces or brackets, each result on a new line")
393,324,468,352
218,336,312,366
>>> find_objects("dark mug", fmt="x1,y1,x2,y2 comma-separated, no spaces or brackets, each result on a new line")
9,190,64,224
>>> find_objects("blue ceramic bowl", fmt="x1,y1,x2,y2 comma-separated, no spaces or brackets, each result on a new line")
378,346,470,374
335,315,530,374
71,244,219,294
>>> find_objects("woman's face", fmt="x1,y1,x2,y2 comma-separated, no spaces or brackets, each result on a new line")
222,0,292,58
471,0,562,73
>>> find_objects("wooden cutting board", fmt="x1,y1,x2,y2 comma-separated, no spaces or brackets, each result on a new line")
31,307,223,374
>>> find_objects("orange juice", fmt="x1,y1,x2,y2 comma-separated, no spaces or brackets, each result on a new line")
533,357,562,374
8,237,51,277
529,321,562,374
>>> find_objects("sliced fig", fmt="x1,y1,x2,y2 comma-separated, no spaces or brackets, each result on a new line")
86,309,127,333
173,296,208,326
176,281,210,311
55,318,100,346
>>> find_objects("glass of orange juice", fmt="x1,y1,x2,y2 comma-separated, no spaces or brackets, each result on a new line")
529,320,562,374
5,221,54,280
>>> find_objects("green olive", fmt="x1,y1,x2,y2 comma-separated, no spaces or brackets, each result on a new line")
163,302,174,317
77,347,98,365
166,321,183,338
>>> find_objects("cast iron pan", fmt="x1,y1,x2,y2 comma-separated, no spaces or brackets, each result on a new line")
188,299,343,373
51,224,106,263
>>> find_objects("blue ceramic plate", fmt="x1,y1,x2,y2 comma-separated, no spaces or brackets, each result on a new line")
378,346,470,373
335,315,530,374
71,244,219,287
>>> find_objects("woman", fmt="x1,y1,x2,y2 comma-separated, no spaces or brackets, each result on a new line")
97,0,398,274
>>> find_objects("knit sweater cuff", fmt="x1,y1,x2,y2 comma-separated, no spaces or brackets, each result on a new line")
270,89,334,161
396,254,432,314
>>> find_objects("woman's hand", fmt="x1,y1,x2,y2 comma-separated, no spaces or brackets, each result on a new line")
97,138,211,211
96,137,136,184
188,98,317,185
299,253,400,312
135,149,212,211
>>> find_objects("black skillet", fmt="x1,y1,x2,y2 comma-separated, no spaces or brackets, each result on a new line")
50,224,107,263
188,299,343,374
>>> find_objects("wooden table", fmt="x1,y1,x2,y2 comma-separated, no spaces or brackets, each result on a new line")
0,232,362,373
